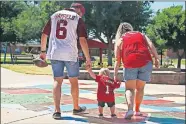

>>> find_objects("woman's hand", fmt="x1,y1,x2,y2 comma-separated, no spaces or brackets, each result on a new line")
114,75,118,82
155,58,160,68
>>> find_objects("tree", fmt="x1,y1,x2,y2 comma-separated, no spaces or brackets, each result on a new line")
0,1,28,42
10,1,63,43
146,6,185,68
82,1,153,66
146,17,166,65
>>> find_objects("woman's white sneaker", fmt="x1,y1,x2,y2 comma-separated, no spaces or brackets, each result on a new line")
124,110,134,119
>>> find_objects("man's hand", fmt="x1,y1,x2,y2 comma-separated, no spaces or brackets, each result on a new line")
85,61,96,80
154,58,160,68
40,52,46,60
85,60,92,70
85,61,91,71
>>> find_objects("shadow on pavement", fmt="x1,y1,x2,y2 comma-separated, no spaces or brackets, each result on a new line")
60,116,88,122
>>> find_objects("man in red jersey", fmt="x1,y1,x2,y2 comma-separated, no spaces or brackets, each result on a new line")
87,67,121,118
40,3,91,119
114,22,160,119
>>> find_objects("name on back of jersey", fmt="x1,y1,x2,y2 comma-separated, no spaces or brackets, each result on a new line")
55,13,76,20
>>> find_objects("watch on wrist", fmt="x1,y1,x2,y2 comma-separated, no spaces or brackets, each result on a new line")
41,50,46,53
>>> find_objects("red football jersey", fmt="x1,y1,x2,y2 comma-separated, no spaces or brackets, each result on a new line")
95,75,120,102
121,31,152,68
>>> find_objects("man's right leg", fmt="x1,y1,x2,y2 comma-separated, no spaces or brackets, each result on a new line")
50,60,65,119
65,60,86,114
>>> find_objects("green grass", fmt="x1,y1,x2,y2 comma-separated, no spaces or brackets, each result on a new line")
1,64,53,75
1,52,185,66
172,59,185,65
0,57,51,64
1,57,185,75
1,53,11,56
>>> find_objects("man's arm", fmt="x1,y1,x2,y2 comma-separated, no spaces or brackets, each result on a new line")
77,18,91,62
41,34,48,52
40,19,51,60
79,37,91,61
114,38,123,79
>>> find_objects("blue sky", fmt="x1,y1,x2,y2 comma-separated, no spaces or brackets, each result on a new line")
150,2,185,12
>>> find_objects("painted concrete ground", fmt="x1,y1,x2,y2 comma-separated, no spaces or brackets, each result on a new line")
1,80,185,124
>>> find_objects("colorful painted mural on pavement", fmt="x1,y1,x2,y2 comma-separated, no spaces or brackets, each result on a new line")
1,82,185,124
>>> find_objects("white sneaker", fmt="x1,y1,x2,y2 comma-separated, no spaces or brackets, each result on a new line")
134,111,142,116
124,110,134,119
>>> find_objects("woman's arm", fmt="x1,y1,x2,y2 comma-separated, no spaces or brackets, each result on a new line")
144,35,160,68
144,35,159,60
114,38,123,80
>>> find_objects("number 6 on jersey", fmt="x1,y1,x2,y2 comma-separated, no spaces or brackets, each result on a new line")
56,20,68,39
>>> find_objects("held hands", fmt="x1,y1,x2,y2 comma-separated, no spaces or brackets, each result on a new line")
85,59,92,71
116,80,121,87
114,75,121,88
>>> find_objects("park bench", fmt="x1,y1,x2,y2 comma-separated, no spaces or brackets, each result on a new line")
13,54,34,64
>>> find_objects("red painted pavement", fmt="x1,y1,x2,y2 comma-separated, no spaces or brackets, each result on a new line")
3,88,52,94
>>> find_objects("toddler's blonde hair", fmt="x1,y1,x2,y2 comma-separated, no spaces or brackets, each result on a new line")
99,68,110,77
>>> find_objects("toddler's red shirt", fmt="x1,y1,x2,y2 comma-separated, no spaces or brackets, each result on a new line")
95,75,120,102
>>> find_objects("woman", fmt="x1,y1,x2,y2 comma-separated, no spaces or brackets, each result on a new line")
114,22,160,119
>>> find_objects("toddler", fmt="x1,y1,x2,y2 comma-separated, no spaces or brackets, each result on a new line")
87,67,121,118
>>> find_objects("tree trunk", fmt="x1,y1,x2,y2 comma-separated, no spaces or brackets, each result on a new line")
107,39,113,66
160,49,163,65
177,57,181,68
176,50,184,69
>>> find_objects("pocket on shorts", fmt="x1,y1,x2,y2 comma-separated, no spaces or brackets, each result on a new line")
68,61,77,66
50,60,58,64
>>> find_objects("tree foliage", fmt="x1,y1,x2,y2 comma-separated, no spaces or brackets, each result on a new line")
0,1,28,42
1,1,63,43
82,1,153,65
146,6,185,68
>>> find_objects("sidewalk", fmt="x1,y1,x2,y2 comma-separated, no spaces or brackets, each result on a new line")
1,68,185,124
